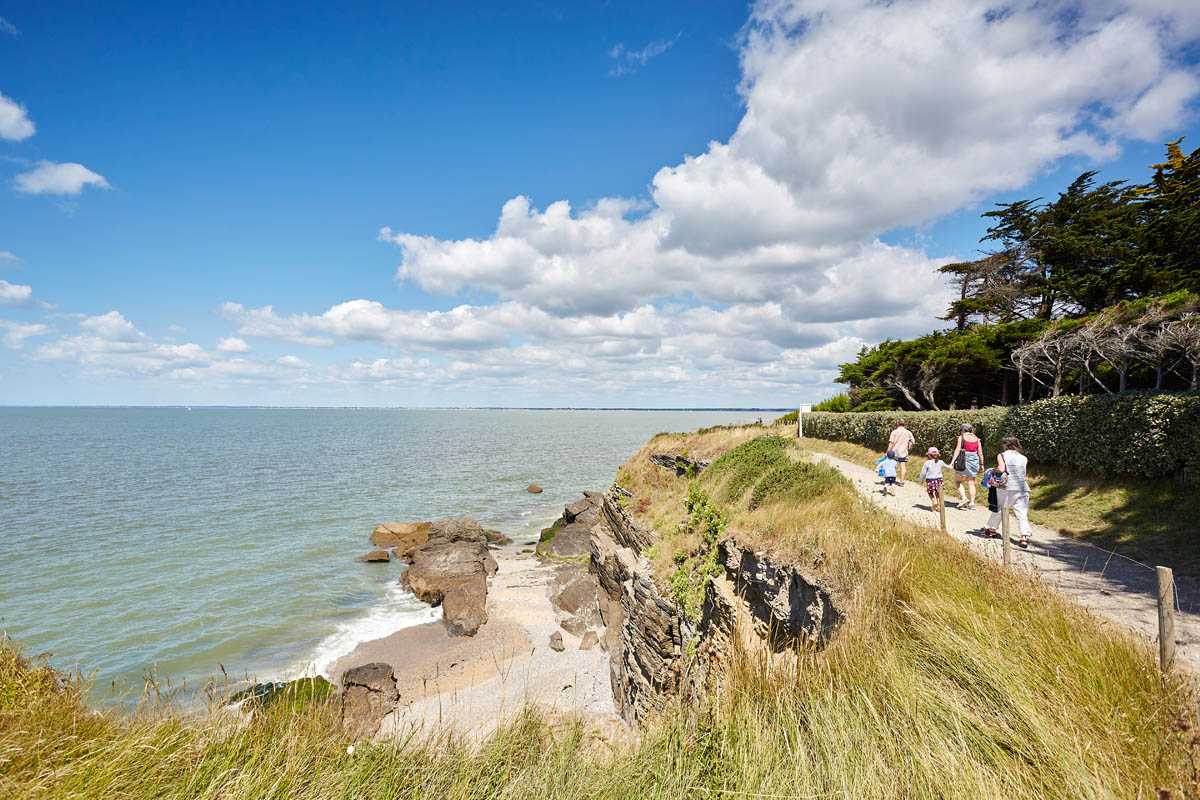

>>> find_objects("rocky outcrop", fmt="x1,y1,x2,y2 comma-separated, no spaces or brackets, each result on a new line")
370,521,431,554
587,485,843,726
549,563,603,636
357,549,390,563
539,492,605,559
400,516,497,636
340,663,398,739
649,454,711,477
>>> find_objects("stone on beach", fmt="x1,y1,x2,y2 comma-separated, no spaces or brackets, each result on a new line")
370,521,431,551
526,484,543,493
340,662,399,739
549,631,565,652
579,631,599,650
357,549,390,563
401,516,495,637
484,529,512,545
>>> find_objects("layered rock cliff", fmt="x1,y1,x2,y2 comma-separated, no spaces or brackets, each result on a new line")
583,484,842,725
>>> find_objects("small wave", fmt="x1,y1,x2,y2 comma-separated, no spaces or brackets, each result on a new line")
285,584,441,680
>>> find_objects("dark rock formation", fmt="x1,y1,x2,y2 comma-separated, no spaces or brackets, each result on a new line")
370,521,431,553
549,631,565,652
649,453,711,477
340,663,398,739
358,549,390,562
230,676,333,712
401,516,496,636
586,485,842,726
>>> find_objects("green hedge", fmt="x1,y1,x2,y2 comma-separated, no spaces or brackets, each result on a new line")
802,392,1200,478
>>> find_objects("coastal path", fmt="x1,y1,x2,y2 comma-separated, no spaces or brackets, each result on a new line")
811,451,1200,674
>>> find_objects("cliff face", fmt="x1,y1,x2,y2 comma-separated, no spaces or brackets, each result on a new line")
588,487,842,726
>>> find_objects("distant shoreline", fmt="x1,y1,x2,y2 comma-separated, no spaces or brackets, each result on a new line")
0,405,795,411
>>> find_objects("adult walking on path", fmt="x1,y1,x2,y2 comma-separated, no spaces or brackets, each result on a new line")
887,419,916,485
983,436,1033,548
949,423,983,510
808,447,1200,673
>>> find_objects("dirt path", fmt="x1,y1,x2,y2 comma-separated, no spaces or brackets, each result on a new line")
811,451,1199,674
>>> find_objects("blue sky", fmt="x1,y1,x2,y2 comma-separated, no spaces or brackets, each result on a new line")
2,1,1198,406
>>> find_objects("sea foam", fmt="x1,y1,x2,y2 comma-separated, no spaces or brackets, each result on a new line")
290,583,442,680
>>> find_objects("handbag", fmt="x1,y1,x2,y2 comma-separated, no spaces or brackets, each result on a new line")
953,448,966,472
993,454,1008,487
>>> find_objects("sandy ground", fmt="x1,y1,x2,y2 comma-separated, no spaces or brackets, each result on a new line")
331,546,619,740
811,451,1200,673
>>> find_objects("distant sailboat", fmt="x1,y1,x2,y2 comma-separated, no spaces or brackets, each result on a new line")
186,406,192,411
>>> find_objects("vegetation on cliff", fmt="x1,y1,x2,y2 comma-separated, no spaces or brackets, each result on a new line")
2,425,1197,798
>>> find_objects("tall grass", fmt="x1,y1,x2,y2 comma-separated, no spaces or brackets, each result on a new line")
2,425,1197,798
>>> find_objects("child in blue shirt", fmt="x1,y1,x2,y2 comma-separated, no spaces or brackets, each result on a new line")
876,450,898,495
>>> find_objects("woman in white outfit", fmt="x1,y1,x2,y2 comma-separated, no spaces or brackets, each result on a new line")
984,435,1033,548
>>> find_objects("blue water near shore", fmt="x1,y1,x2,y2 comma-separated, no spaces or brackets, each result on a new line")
0,408,778,701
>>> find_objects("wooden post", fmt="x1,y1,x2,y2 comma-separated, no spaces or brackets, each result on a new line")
1157,566,1176,672
937,484,947,533
1001,506,1011,567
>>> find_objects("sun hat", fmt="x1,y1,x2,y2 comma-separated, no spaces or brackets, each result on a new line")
960,423,972,432
927,446,939,456
886,450,896,459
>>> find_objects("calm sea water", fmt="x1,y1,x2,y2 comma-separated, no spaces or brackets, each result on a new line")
0,408,777,701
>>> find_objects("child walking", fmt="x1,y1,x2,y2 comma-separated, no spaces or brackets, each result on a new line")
918,447,950,512
877,450,899,496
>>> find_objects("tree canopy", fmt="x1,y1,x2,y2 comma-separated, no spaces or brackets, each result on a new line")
829,140,1200,412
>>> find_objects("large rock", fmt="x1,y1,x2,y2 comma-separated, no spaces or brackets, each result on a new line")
401,516,494,637
370,521,431,551
550,563,603,635
357,549,390,563
540,521,593,558
340,663,398,739
580,631,600,650
442,575,488,636
526,484,543,493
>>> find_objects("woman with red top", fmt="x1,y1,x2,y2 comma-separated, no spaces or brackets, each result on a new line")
949,422,983,510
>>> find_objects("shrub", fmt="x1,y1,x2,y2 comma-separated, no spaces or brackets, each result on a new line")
700,436,792,503
802,391,1200,478
749,460,846,509
812,393,852,412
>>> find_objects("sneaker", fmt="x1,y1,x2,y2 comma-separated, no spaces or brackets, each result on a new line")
1018,537,1029,549
983,528,998,538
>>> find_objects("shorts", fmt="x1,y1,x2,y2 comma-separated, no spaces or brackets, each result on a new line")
895,456,909,463
884,476,897,485
925,477,943,499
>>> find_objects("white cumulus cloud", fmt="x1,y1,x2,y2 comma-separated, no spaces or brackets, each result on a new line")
0,279,34,307
215,336,251,353
0,90,34,141
0,320,51,349
15,161,110,195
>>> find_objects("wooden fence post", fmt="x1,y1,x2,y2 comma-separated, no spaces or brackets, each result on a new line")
937,484,947,533
1157,566,1176,672
1001,506,1011,567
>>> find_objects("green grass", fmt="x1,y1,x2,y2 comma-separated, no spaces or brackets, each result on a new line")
2,428,1199,798
796,435,1200,576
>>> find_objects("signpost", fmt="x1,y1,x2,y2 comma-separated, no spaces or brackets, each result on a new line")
796,404,813,438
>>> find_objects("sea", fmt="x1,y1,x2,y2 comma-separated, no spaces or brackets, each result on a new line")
0,407,781,703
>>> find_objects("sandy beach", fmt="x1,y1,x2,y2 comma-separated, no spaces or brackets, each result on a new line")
331,544,619,739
